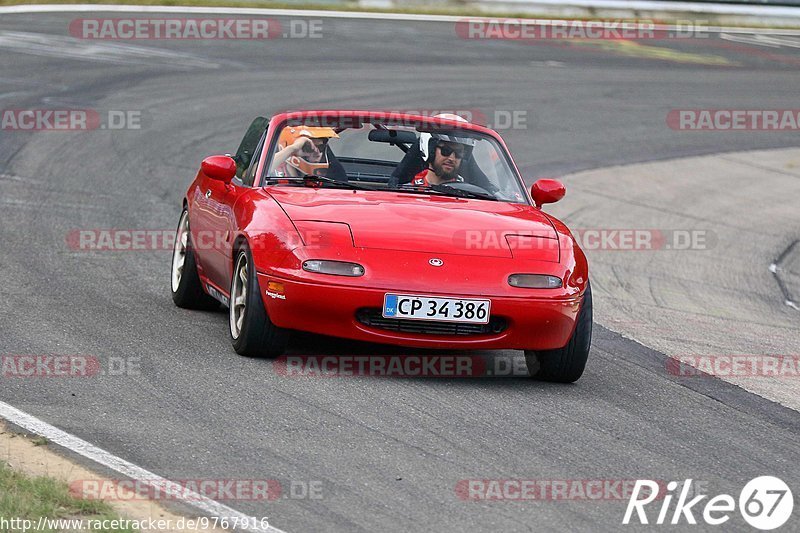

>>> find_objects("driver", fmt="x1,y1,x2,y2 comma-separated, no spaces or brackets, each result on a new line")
272,126,340,178
390,113,496,191
409,131,476,187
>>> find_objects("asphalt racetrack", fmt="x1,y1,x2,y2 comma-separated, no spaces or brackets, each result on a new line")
1,9,799,532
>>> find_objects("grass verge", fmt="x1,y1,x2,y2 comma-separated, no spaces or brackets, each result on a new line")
0,460,138,533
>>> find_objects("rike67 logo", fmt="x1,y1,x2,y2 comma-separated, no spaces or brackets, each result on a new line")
624,477,793,530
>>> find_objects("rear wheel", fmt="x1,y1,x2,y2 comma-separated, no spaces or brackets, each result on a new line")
171,209,218,310
525,282,593,383
229,245,289,358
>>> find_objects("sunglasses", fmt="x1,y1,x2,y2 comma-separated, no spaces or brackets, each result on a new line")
437,144,465,159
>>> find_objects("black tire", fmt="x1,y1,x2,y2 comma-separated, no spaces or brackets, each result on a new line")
170,210,218,310
525,282,593,383
229,244,289,358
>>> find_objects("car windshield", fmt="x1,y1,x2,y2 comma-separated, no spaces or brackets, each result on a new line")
264,119,529,204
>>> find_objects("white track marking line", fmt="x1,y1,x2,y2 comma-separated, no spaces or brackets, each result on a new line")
0,30,222,67
720,32,781,47
0,400,287,533
720,32,800,47
1,4,800,35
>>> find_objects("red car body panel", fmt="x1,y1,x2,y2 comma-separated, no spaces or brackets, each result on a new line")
268,188,559,258
184,111,589,351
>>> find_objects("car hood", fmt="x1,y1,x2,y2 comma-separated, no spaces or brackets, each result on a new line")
267,188,558,258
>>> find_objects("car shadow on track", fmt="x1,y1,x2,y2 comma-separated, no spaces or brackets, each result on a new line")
202,307,581,386
270,330,553,383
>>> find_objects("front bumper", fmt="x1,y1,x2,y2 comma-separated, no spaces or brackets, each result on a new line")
258,273,582,350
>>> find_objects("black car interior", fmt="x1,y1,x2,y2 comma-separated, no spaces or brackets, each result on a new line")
236,118,498,192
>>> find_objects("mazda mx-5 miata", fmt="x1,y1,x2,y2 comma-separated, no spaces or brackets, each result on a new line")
170,111,591,382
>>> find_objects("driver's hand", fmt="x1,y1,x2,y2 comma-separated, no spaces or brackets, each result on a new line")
291,137,319,156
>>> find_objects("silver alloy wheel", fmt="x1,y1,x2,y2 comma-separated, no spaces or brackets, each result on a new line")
171,211,190,293
230,252,248,340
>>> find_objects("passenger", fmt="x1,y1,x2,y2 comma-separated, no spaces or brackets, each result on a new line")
272,126,347,180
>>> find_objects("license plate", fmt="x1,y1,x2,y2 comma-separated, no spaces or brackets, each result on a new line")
382,294,491,324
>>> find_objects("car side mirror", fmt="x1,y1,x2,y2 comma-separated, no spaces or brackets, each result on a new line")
531,178,566,207
201,155,237,184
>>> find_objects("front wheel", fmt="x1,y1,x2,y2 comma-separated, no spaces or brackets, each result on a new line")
229,245,289,358
525,282,593,383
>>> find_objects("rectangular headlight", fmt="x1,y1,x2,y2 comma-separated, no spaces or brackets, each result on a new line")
508,274,562,289
302,260,365,277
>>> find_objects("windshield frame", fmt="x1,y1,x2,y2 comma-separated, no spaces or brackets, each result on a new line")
257,112,531,206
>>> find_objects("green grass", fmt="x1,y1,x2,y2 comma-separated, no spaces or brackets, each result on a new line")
0,461,138,533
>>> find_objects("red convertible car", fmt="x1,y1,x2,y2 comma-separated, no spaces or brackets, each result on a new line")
170,111,591,382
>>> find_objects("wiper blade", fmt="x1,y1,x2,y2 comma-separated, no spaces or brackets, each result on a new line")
387,184,497,201
386,186,455,197
430,184,499,201
264,176,372,190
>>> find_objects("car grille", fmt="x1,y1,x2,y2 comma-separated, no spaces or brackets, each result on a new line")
356,308,507,336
